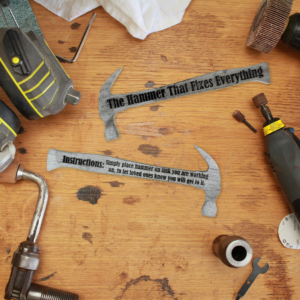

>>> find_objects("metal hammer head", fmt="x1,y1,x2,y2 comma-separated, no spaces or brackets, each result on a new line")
99,68,123,141
194,145,221,217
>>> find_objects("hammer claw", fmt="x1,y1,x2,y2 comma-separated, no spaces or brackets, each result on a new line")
99,68,123,140
105,116,120,141
194,146,221,217
194,145,219,173
100,68,122,99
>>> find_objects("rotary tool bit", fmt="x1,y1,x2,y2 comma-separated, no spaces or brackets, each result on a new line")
247,0,300,53
253,93,300,224
233,110,257,133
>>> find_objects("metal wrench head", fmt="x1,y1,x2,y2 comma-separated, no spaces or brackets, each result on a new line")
253,257,269,274
194,145,221,217
99,68,123,140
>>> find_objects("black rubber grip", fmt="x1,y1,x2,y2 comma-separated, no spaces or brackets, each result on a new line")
0,0,10,7
0,99,21,133
4,29,31,75
292,198,300,224
282,13,300,51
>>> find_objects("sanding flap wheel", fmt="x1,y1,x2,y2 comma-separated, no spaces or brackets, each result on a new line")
247,0,294,53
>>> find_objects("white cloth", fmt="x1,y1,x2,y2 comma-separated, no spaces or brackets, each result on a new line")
34,0,192,40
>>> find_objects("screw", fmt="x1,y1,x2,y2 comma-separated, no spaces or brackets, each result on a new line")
233,110,257,133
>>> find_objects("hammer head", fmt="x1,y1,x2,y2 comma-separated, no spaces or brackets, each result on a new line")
194,146,221,217
99,68,123,141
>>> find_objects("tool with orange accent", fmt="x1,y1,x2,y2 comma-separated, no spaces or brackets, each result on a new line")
247,0,300,54
0,0,81,120
253,93,300,224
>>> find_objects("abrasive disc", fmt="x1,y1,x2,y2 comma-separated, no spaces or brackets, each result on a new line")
247,0,294,53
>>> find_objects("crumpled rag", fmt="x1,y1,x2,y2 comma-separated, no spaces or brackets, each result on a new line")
34,0,192,40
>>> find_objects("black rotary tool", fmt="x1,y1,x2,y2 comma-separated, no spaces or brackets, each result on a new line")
0,0,81,120
247,0,300,53
253,93,300,223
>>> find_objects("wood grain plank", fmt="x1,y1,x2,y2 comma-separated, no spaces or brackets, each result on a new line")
0,0,299,299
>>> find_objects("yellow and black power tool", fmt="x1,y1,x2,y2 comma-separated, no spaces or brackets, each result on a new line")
0,0,80,120
0,2,81,299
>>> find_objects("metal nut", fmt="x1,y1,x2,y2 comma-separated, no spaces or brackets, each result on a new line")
212,235,253,268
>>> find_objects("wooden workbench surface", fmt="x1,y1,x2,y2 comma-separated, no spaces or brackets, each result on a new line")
1,0,300,299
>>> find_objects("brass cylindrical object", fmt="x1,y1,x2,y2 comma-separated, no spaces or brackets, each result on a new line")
213,235,252,268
